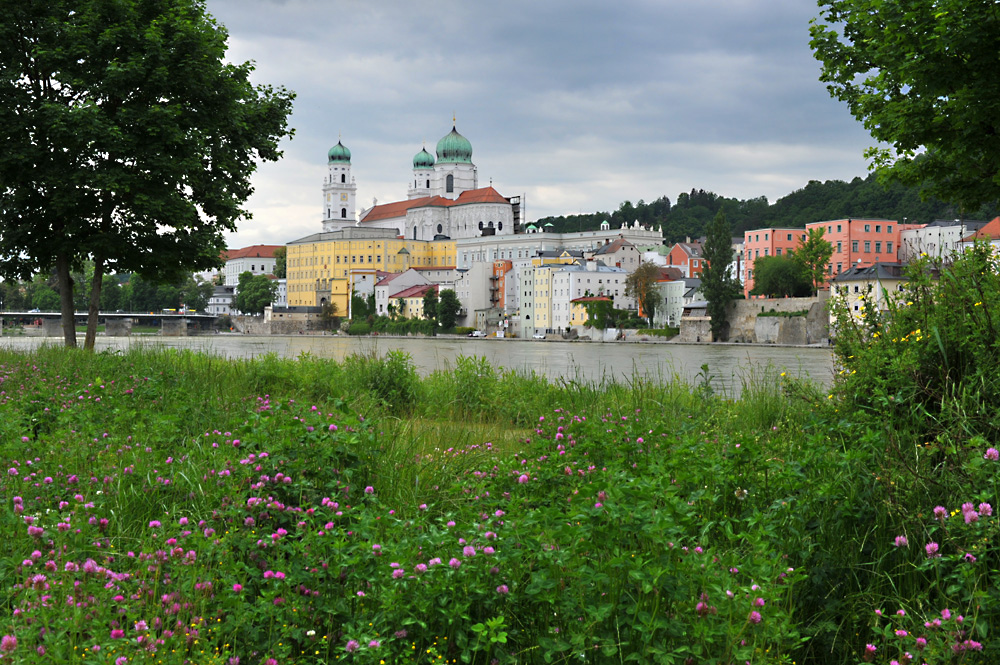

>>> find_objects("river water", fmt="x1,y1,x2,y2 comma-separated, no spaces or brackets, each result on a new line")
0,334,835,397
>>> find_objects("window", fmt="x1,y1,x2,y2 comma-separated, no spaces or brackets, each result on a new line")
755,234,759,242
426,179,430,189
446,174,454,193
864,224,871,232
787,233,793,241
887,225,893,233
437,224,443,234
837,263,842,273
341,208,346,218
852,240,859,252
776,248,782,256
837,224,842,232
837,241,842,253
765,233,769,240
498,222,503,231
764,249,769,256
875,242,882,253
887,242,894,253
341,174,345,183
827,226,832,233
864,241,871,252
854,285,859,293
755,249,759,258
478,221,483,230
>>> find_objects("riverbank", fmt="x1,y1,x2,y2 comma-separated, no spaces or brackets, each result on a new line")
0,345,992,665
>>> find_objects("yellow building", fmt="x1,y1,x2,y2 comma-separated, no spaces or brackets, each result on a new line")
285,228,454,314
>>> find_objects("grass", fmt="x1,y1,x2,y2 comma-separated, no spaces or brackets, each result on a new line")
0,345,996,665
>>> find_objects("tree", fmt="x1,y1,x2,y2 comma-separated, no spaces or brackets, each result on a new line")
810,1,1000,210
422,287,439,322
273,247,287,279
437,289,461,330
234,272,277,315
179,276,214,312
749,256,813,298
790,228,834,296
581,295,615,330
701,209,741,341
0,0,294,350
320,301,340,331
624,262,660,326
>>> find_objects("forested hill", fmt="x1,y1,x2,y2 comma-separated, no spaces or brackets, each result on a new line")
534,172,1000,244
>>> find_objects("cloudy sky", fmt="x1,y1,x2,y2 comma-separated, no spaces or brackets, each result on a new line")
206,0,873,249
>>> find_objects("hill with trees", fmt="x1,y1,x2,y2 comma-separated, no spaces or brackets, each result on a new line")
534,171,999,244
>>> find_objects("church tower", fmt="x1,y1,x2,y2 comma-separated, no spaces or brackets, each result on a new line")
407,145,435,200
322,140,357,232
431,123,477,197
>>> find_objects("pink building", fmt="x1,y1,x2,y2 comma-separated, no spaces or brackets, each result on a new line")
805,218,923,288
742,228,807,297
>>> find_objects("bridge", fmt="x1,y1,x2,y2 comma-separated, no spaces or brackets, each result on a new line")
0,311,219,337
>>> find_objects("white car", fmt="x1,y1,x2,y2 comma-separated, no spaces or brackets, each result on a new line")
532,332,546,339
468,330,486,337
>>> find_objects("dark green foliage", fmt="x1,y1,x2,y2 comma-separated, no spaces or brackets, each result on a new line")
811,0,1000,210
702,210,741,340
0,0,294,348
234,271,277,315
437,288,460,330
423,287,439,322
273,247,287,279
750,256,813,298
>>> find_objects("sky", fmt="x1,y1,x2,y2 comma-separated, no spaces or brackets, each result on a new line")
206,0,875,249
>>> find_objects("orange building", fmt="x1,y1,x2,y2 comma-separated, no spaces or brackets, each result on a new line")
491,259,513,311
665,241,705,278
804,219,922,288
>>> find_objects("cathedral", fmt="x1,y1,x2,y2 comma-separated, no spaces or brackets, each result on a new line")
320,124,517,241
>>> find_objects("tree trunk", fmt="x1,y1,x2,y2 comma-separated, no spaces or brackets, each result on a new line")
55,252,77,348
84,255,105,351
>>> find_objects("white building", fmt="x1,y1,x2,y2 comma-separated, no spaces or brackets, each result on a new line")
899,219,990,262
551,262,628,331
224,245,282,286
319,124,520,242
456,227,662,269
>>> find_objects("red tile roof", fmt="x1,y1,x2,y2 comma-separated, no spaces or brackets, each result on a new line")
454,187,509,205
571,296,612,303
963,216,1000,241
391,284,438,299
359,187,510,223
224,245,283,260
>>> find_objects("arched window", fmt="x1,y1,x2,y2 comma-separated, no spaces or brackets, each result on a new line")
446,174,454,193
413,227,417,240
341,208,346,218
341,174,346,183
488,221,494,228
498,222,503,231
437,223,443,234
478,221,484,230
426,179,430,189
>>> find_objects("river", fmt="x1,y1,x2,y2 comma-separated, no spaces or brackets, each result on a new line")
0,334,835,397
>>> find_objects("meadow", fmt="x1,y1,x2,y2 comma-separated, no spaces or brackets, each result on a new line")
1,246,998,665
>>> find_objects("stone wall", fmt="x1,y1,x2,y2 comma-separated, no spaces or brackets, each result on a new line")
728,293,830,345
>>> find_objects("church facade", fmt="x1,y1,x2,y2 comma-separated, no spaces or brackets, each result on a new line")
320,124,517,241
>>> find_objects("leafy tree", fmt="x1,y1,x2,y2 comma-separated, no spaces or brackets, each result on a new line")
99,275,123,312
30,282,61,311
581,296,614,330
423,287,439,322
351,292,374,320
624,262,660,326
320,301,340,331
273,247,287,279
790,228,834,296
437,289,461,330
810,0,1000,209
234,272,277,315
0,0,294,349
0,280,28,311
701,209,741,341
750,256,813,298
179,276,213,312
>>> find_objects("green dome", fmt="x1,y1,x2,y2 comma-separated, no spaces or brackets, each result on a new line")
435,125,473,164
327,141,351,164
413,147,435,170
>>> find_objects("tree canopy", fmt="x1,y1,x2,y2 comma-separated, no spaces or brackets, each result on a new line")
437,289,460,330
701,210,741,341
0,0,294,349
624,262,661,325
422,287,439,323
750,256,812,298
234,272,277,316
810,0,1000,210
791,228,834,296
